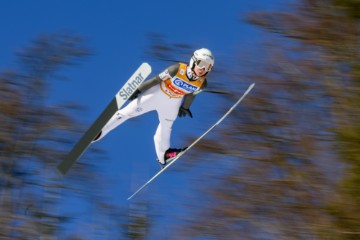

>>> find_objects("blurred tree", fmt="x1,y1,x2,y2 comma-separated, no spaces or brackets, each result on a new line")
0,33,107,239
123,201,152,240
140,0,360,239
333,0,360,18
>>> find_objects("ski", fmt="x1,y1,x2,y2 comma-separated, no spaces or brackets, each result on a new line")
127,83,255,200
57,63,152,175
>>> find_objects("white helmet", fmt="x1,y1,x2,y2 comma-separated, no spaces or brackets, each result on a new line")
189,48,215,73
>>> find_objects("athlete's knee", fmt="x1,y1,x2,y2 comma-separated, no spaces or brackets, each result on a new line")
115,111,127,120
161,118,175,130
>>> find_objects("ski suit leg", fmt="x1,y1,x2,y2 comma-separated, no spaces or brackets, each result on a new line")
154,98,182,164
94,91,156,142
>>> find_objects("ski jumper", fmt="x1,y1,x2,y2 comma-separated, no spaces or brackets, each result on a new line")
97,63,207,163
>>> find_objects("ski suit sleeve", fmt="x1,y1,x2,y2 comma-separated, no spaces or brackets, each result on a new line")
137,64,180,92
181,78,207,109
137,75,161,92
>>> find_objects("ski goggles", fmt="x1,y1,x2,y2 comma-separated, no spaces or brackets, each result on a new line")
195,60,212,72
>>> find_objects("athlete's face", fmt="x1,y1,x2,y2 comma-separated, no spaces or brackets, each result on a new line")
193,60,212,77
194,65,207,77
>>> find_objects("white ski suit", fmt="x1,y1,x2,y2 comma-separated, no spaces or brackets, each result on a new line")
96,63,207,163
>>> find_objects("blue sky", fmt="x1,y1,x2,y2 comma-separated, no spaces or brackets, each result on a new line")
1,0,287,237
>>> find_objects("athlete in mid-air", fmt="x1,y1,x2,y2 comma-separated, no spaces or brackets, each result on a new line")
93,48,215,167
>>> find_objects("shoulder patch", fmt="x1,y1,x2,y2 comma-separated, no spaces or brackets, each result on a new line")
159,69,170,80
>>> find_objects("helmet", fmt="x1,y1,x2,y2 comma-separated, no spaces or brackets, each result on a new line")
189,48,215,73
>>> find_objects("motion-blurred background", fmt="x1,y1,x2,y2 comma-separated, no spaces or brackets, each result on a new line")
1,0,359,239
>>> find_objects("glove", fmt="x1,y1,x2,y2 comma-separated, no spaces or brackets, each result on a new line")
178,106,193,118
129,89,141,100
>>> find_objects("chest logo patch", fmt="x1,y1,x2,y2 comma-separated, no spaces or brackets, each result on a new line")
173,78,198,92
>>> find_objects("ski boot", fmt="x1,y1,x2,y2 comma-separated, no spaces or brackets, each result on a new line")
158,147,187,169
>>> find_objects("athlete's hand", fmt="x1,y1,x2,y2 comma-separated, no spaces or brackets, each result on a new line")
178,106,193,118
129,89,141,100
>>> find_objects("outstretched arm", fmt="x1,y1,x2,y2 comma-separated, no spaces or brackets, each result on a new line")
178,79,207,118
130,64,180,100
139,63,180,91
